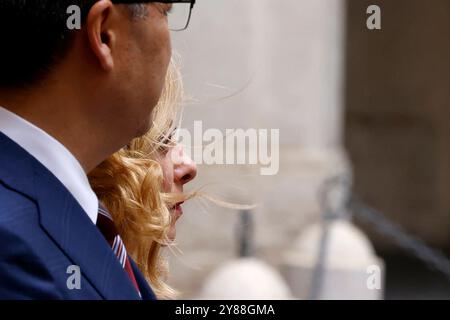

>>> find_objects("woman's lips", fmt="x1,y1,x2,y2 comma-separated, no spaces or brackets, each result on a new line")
171,201,184,216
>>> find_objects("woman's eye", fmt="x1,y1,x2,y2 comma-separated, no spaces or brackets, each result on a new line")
157,131,176,153
161,137,173,146
157,144,170,154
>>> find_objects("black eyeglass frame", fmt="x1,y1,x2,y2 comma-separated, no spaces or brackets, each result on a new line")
111,0,196,31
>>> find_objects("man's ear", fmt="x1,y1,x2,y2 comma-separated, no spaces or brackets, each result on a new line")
86,0,116,71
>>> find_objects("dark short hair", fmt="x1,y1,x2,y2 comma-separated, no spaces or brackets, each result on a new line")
0,1,146,89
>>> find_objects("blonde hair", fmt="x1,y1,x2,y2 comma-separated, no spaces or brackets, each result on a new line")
88,58,255,299
88,58,184,299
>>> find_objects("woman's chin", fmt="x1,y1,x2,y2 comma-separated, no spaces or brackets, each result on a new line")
167,227,176,242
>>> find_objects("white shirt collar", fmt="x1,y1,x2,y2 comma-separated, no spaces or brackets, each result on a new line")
0,106,98,224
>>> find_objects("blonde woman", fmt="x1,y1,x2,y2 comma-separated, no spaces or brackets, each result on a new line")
88,59,197,299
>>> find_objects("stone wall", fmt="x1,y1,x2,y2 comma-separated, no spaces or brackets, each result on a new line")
345,0,450,252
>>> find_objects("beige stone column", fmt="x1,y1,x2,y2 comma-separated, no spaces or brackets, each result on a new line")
169,0,349,297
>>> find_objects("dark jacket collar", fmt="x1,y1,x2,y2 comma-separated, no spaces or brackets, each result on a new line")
0,132,146,300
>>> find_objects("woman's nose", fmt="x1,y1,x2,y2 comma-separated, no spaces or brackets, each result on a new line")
174,147,197,185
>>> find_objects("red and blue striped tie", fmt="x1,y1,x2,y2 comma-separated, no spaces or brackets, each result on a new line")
97,204,141,296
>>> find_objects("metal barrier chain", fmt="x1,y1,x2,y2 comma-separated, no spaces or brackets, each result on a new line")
350,197,450,282
310,174,450,299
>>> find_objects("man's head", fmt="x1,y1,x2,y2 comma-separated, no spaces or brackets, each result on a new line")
0,0,173,158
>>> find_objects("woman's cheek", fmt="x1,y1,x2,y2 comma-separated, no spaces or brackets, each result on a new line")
160,152,174,192
161,165,172,192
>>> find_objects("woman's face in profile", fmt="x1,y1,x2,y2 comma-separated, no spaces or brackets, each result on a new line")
157,140,197,240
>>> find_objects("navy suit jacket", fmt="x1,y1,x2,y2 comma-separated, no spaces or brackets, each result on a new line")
0,132,156,300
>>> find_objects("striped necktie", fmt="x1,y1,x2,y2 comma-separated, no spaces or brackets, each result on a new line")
97,204,141,296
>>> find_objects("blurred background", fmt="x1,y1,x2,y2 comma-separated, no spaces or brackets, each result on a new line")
167,0,450,299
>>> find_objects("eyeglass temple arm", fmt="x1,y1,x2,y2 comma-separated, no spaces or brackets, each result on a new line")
112,0,196,7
